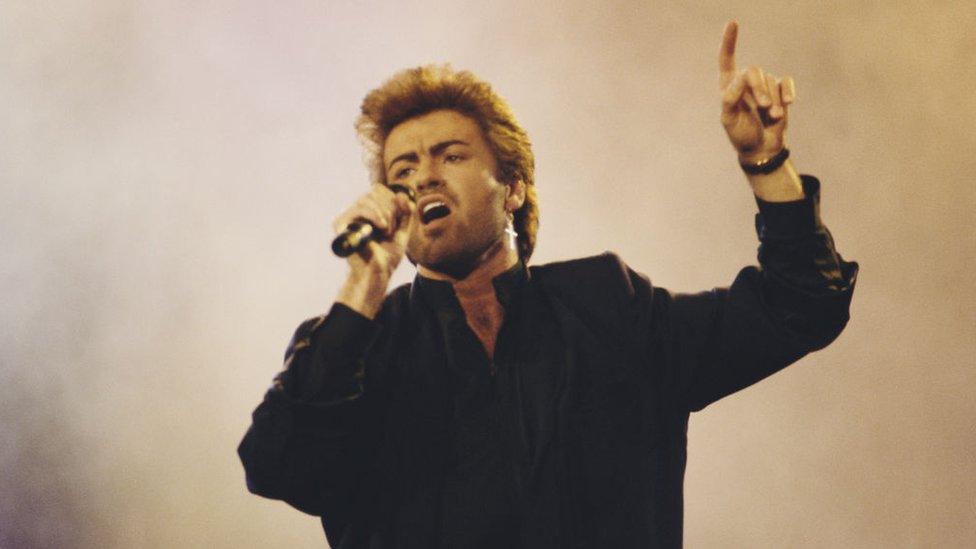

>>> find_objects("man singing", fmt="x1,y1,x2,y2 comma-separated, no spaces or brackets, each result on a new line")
238,21,858,548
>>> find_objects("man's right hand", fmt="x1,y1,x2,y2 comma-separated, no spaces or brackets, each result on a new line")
333,184,415,318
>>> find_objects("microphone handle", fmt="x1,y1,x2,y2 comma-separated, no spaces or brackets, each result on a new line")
331,184,416,258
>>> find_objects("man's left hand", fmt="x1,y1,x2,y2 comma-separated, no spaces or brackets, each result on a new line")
719,20,795,164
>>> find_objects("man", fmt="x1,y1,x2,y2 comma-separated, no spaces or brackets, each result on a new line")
238,21,858,548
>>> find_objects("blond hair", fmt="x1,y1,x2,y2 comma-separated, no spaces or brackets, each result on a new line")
355,64,539,261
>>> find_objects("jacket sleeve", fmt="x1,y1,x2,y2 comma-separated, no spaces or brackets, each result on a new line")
237,301,395,538
632,175,859,412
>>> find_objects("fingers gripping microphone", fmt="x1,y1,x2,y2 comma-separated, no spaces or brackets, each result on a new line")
331,184,417,257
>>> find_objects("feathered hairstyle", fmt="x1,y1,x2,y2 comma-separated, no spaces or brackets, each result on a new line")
355,64,539,261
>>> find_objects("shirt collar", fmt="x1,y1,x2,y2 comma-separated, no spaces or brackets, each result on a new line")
415,259,528,315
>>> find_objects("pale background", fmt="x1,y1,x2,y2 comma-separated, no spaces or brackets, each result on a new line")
2,1,974,547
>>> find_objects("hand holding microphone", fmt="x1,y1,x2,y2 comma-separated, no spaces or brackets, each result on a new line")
332,184,416,257
332,183,416,318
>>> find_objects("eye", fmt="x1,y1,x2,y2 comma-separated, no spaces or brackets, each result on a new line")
445,153,464,163
394,166,415,179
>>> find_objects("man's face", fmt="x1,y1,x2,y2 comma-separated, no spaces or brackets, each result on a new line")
383,109,513,275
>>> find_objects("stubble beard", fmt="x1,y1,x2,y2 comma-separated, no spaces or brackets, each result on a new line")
406,213,507,279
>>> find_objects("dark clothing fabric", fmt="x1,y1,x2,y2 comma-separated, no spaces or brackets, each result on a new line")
419,260,571,549
239,175,859,548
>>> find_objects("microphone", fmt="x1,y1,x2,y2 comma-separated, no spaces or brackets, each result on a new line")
331,184,416,257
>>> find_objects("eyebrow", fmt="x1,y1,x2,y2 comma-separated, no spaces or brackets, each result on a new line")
386,140,470,173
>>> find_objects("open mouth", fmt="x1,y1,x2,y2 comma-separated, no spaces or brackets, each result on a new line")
421,201,451,224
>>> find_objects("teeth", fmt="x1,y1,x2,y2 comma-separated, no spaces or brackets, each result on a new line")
423,201,445,214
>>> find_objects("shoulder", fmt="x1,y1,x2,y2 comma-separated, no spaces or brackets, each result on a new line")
530,252,643,300
530,251,625,278
529,253,656,334
376,282,413,323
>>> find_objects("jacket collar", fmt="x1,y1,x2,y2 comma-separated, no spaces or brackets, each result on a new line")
413,259,528,316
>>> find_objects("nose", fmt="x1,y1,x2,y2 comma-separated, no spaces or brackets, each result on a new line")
414,159,443,193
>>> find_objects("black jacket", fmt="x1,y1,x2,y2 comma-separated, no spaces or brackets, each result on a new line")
239,176,858,548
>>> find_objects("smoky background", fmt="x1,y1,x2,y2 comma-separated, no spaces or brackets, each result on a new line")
1,1,973,547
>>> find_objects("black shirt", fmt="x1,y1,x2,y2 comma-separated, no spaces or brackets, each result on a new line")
417,261,563,548
239,175,859,548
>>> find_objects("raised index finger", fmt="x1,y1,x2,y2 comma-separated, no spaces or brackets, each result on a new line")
719,20,738,89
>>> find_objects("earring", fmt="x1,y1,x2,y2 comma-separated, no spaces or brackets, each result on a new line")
504,212,518,242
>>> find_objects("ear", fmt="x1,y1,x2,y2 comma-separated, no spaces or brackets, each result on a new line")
505,178,526,213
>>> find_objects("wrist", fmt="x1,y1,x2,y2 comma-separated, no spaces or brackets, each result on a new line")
739,147,789,174
336,268,390,319
746,158,805,202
